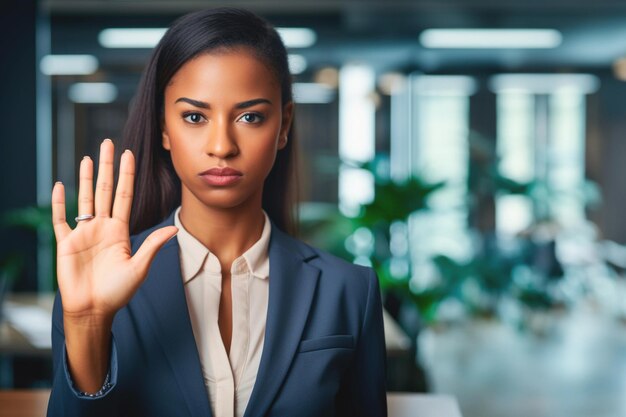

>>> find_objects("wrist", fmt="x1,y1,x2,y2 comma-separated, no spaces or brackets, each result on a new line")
63,312,114,353
63,310,114,331
63,315,113,393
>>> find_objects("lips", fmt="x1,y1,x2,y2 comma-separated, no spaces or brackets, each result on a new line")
198,167,243,186
200,167,243,176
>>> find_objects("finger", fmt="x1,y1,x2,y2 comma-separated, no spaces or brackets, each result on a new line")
112,150,135,224
77,156,94,224
95,139,115,218
131,226,179,277
51,182,71,241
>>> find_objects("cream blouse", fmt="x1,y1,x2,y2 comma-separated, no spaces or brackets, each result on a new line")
174,207,271,417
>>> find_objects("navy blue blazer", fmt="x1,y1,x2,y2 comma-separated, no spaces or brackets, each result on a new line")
47,211,387,417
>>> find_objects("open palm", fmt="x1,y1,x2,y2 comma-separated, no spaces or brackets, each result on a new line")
51,139,177,322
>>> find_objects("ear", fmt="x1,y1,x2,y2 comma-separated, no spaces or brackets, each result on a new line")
162,126,171,151
278,101,294,150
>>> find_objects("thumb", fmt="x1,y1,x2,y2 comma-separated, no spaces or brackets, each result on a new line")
131,226,179,277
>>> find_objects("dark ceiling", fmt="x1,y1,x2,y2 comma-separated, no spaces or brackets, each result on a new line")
43,0,626,75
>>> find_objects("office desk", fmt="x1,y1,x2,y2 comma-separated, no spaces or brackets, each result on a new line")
0,294,54,388
0,389,50,417
0,294,54,357
388,393,463,417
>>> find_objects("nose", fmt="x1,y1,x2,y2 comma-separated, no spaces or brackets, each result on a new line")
204,118,239,159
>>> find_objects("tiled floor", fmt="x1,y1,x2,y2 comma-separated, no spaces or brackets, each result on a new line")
418,303,626,417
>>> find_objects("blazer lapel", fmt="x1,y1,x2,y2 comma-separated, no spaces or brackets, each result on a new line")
134,214,212,417
244,225,320,417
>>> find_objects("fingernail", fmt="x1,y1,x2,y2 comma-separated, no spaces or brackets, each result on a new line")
124,149,132,154
103,138,112,143
55,181,62,185
82,155,90,160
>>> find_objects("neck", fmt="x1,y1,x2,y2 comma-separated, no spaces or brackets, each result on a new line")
178,191,266,271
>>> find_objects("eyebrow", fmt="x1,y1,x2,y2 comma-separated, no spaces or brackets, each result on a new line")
174,97,272,109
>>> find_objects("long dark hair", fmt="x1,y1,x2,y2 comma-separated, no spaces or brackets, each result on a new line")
122,7,297,235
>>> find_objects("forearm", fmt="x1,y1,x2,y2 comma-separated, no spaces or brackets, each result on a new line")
63,314,113,393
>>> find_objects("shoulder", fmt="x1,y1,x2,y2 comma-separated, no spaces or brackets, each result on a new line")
273,226,376,291
310,244,373,280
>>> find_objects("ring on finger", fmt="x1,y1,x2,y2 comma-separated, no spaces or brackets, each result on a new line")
75,214,95,222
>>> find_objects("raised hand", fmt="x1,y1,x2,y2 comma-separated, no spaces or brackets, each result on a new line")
51,139,177,392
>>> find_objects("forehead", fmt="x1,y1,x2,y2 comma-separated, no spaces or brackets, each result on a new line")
165,50,281,102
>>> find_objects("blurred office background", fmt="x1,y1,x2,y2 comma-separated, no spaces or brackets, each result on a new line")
3,0,626,416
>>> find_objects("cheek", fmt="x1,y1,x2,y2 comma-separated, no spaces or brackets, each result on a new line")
247,124,281,151
167,137,200,173
256,145,280,178
251,135,278,153
248,139,279,169
166,120,203,151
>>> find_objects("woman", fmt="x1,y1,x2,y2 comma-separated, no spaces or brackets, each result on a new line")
47,7,386,417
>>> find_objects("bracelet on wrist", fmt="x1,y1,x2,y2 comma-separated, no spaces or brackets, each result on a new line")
77,370,112,398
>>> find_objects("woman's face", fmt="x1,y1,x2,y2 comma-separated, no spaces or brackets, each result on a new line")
161,49,293,213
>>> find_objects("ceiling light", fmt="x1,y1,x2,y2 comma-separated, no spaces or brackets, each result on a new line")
420,29,562,49
277,28,317,48
68,83,118,103
99,27,317,49
489,74,599,94
99,28,167,48
288,54,308,74
40,55,98,75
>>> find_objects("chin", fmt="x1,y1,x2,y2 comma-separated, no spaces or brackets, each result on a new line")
181,180,263,212
198,190,260,211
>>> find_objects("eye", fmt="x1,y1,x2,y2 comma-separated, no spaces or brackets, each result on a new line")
182,112,206,124
238,112,265,124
